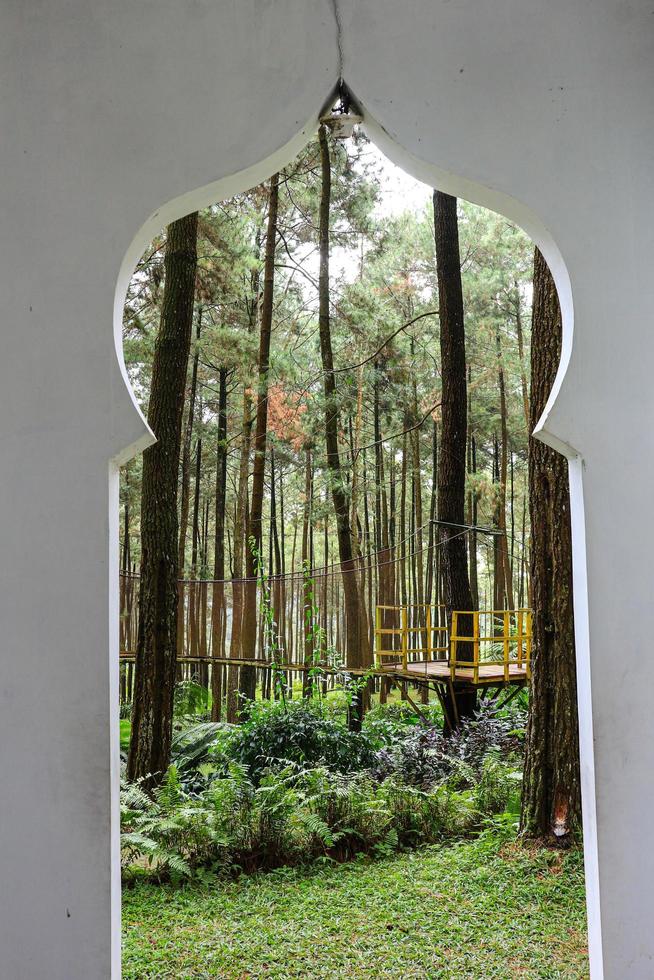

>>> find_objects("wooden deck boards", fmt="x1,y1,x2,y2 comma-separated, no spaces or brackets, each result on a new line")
377,659,528,686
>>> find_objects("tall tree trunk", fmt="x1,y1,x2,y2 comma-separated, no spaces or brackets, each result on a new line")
468,432,479,609
120,470,131,701
425,419,438,607
521,248,581,841
211,367,229,721
227,387,252,721
277,460,288,667
198,498,209,684
399,425,408,607
465,366,478,613
411,358,425,615
351,388,371,671
178,306,202,577
514,283,530,432
190,428,202,671
492,436,505,610
318,126,364,727
128,211,198,786
518,497,527,608
176,306,202,667
122,467,131,576
240,172,280,703
374,370,393,703
301,446,317,696
433,191,476,727
496,329,515,610
269,445,283,667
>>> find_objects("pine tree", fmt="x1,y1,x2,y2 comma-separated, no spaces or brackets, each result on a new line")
318,125,366,727
521,248,581,841
240,172,280,703
128,212,198,786
433,191,476,727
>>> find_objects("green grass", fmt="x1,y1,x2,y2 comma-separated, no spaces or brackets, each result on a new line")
122,835,588,979
120,719,131,752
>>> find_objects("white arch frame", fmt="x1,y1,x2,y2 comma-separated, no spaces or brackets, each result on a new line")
112,91,599,976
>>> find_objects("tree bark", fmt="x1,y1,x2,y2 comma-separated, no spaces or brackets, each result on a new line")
240,172,280,704
128,211,198,786
433,191,476,727
178,306,202,577
468,431,479,610
227,386,252,721
190,427,202,673
269,445,284,671
399,424,408,608
175,306,202,671
211,366,229,721
425,419,438,607
496,329,515,610
521,248,581,841
411,355,425,613
514,283,530,432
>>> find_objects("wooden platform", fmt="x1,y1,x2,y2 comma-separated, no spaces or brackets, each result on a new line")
377,659,529,687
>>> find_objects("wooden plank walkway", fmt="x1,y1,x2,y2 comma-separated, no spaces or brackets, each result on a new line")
377,659,529,686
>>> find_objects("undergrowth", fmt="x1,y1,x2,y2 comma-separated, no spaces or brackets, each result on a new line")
121,696,526,882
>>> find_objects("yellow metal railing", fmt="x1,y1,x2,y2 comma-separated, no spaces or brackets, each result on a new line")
449,608,532,684
374,603,448,672
374,605,532,683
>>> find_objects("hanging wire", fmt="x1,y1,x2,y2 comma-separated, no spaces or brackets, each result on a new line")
121,524,475,587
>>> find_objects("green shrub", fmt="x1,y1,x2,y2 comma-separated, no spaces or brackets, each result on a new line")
120,696,525,882
363,700,443,742
473,755,521,816
373,701,526,788
222,698,377,784
170,721,231,792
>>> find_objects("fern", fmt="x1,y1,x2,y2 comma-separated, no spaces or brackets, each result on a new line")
171,722,226,774
120,739,524,880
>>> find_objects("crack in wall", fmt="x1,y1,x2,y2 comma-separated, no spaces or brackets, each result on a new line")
329,0,344,82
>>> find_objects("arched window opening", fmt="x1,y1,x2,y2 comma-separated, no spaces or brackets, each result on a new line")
117,110,587,977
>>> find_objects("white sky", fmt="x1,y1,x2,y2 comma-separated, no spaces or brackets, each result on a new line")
314,136,432,286
358,139,432,219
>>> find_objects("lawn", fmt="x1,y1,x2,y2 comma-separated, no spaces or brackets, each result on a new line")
122,835,588,979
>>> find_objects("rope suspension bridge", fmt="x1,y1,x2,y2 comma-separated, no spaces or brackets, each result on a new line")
120,567,531,727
